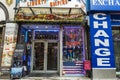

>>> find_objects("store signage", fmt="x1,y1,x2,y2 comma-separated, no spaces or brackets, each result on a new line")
19,0,85,8
1,23,18,67
89,12,115,68
90,0,120,11
26,0,68,7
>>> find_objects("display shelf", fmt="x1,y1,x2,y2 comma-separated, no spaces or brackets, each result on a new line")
10,44,25,79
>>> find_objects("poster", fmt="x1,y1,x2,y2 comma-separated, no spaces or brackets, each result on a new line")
1,23,18,67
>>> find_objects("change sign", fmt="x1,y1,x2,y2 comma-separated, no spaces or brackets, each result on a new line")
89,12,115,68
90,0,120,11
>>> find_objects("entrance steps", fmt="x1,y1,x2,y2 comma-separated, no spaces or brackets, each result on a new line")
22,77,90,80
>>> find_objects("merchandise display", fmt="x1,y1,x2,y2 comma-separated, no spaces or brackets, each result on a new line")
62,26,85,76
10,44,25,79
15,14,83,22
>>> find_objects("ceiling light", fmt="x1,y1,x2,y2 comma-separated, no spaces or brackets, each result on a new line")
36,26,39,28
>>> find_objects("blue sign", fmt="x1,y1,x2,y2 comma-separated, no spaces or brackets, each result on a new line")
89,12,115,68
111,14,120,26
90,0,120,11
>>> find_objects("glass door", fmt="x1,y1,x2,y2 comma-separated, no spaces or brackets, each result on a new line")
47,43,58,71
32,41,58,73
33,42,44,71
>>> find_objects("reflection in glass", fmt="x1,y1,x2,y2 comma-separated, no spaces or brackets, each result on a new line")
114,41,120,72
33,42,44,70
113,29,120,73
47,43,58,70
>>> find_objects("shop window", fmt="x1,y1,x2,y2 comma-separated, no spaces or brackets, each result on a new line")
112,28,120,75
62,26,85,76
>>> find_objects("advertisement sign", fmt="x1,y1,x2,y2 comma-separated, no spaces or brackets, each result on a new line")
89,12,115,68
89,0,120,11
1,23,18,67
19,0,85,8
62,26,85,76
18,0,86,12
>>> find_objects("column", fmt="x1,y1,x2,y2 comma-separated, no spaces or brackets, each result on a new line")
59,26,63,76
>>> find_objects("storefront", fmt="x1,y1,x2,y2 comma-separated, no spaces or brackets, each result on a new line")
11,0,89,78
16,24,86,76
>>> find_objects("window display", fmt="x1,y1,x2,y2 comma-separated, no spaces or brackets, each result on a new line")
10,44,25,79
18,27,32,73
63,26,85,76
1,23,18,67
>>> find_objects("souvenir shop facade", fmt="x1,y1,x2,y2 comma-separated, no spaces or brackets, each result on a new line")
14,0,88,77
87,0,120,79
1,0,120,79
1,0,91,78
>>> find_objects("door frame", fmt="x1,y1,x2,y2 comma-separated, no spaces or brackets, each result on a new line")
31,40,59,73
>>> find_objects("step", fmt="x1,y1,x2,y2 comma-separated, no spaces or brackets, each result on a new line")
22,77,90,80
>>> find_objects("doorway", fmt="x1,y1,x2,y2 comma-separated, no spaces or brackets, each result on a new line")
32,40,59,73
17,24,60,76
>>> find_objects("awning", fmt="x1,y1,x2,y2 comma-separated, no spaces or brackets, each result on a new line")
15,0,86,23
15,7,85,22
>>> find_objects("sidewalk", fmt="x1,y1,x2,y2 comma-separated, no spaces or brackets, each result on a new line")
0,76,120,80
22,76,91,80
22,77,120,80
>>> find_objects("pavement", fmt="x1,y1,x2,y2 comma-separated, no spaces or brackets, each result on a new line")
0,76,120,80
22,76,91,80
0,72,120,80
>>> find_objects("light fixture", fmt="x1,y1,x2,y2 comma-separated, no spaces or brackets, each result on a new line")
36,26,39,28
45,26,48,29
6,0,13,6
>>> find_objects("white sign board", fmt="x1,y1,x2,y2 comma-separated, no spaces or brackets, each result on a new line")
19,0,86,13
